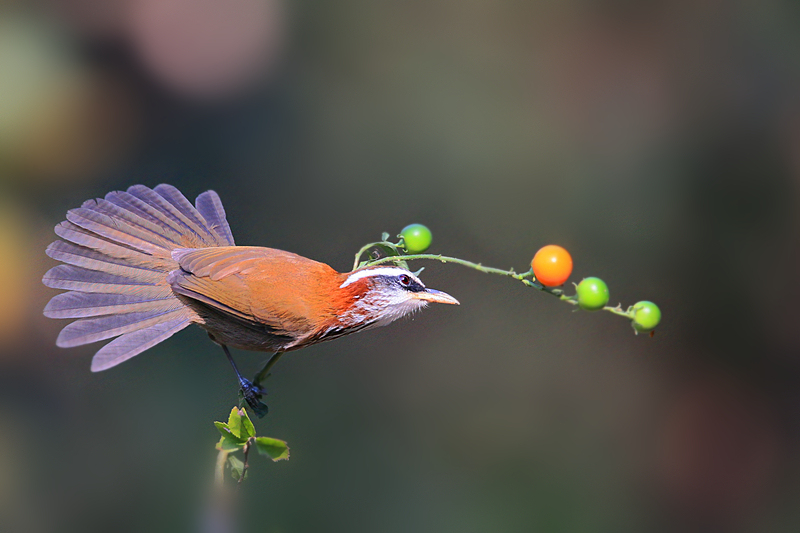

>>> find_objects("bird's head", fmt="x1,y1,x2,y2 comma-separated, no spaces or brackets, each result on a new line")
337,266,459,329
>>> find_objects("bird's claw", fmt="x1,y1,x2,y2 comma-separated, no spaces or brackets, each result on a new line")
238,378,269,418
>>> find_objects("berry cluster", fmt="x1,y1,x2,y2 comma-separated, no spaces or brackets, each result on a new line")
529,244,661,333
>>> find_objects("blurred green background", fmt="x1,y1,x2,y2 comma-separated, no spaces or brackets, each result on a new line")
3,1,800,531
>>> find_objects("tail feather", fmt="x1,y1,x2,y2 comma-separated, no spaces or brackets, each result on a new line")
196,191,235,246
90,318,192,372
56,309,188,347
109,188,211,248
44,292,180,319
46,241,164,283
104,191,190,242
55,221,174,266
43,184,236,370
66,208,173,255
128,185,218,247
89,198,185,246
154,184,227,246
42,265,172,297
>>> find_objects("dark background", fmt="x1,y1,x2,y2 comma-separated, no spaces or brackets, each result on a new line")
2,1,800,532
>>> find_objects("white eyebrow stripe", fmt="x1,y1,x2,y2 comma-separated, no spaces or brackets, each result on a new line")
340,267,417,288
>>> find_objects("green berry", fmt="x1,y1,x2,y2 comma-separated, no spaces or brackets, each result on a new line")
576,277,609,311
400,224,432,253
631,301,661,332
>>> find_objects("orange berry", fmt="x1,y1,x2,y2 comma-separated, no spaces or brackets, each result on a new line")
531,245,573,287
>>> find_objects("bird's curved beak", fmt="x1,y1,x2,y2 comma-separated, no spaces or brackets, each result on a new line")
412,288,460,305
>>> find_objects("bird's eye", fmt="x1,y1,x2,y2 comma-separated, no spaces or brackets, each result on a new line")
399,274,411,286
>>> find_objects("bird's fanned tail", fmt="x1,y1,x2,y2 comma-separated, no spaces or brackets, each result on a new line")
42,184,235,371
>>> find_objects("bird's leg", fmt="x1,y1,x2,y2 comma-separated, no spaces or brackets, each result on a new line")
221,344,269,418
252,351,285,388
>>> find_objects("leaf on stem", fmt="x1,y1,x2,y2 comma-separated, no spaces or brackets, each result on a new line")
217,434,245,452
255,437,290,462
216,431,246,452
366,243,409,270
227,407,256,440
214,408,253,451
239,409,257,439
228,456,246,480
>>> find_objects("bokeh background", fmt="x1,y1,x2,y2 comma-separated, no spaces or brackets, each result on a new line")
3,1,800,531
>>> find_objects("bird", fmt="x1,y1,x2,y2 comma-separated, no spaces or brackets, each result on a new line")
42,184,459,414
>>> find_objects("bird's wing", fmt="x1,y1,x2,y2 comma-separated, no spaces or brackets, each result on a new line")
168,246,340,336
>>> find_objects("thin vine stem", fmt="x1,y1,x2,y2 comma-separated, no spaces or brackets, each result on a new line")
352,242,379,271
356,245,636,319
365,253,530,279
237,440,252,489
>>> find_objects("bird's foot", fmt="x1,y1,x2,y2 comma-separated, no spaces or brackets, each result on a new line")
238,378,269,418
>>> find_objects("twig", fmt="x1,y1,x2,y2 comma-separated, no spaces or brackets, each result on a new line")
237,440,252,489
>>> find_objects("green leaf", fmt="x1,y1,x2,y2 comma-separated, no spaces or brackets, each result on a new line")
366,243,409,270
381,232,390,241
238,409,256,439
254,437,290,462
214,421,231,438
228,456,246,480
226,407,244,439
214,412,247,451
216,433,246,452
372,242,401,257
226,407,255,440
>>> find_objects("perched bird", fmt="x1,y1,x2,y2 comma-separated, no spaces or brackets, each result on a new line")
42,184,458,413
